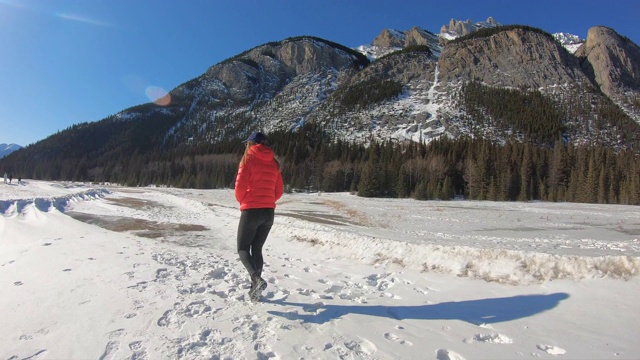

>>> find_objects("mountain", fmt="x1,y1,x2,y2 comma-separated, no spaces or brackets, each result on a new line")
553,32,584,53
356,26,441,61
575,26,640,122
0,144,21,159
1,19,639,193
439,16,500,39
357,18,583,64
162,36,369,145
305,24,638,145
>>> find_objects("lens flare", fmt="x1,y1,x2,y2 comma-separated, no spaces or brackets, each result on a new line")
0,0,27,9
55,13,113,27
145,86,171,106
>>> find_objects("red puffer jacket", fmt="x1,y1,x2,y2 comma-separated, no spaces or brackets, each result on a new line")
235,144,284,211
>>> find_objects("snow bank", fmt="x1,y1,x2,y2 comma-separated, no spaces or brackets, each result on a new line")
277,222,639,284
0,188,109,216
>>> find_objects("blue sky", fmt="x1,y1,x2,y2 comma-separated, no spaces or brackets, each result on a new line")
1,0,639,146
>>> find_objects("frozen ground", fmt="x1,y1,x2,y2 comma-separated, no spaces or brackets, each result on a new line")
1,180,639,359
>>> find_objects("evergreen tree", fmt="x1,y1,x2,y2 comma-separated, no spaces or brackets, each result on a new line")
518,144,533,201
441,176,455,200
357,162,380,197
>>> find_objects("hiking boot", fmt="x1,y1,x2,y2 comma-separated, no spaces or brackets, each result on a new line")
248,271,267,301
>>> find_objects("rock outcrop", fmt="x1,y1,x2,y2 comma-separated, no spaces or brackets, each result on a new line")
404,27,438,47
440,17,498,37
438,27,590,88
184,37,366,104
372,29,405,48
575,26,640,99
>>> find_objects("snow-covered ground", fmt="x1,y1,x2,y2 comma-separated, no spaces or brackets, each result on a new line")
1,180,639,359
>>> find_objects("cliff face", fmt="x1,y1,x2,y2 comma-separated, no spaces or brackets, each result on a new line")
438,28,590,88
404,27,439,47
439,17,499,37
372,29,405,48
575,26,640,121
192,38,364,103
372,27,440,50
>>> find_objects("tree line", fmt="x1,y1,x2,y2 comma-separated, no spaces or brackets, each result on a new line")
272,125,639,205
5,122,637,205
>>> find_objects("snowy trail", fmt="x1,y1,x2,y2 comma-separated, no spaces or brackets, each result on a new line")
1,182,640,359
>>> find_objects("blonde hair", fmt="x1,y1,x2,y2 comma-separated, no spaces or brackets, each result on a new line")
239,141,280,168
239,141,256,167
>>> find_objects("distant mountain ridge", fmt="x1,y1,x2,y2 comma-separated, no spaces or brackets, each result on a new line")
1,17,640,185
440,16,500,39
0,144,21,159
357,17,583,62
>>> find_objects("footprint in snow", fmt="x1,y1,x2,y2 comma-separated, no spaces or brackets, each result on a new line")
297,288,316,297
537,344,566,355
183,300,213,318
129,341,143,351
384,332,413,346
100,329,126,360
344,338,377,355
8,350,47,360
436,349,466,360
468,333,513,344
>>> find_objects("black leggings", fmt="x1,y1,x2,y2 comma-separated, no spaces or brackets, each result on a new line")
237,208,274,276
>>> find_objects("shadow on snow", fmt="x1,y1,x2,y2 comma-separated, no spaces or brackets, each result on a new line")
267,293,570,325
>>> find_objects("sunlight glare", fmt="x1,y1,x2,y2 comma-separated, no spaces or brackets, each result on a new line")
0,0,28,23
146,86,171,106
0,0,25,9
55,12,113,27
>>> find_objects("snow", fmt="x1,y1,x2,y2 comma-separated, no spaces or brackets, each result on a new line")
355,44,403,61
553,32,585,54
1,180,639,359
0,143,22,158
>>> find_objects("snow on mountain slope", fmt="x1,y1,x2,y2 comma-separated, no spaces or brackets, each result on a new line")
553,32,585,53
0,143,22,158
355,17,585,59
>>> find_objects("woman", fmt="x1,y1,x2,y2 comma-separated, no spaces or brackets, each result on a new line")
235,131,284,301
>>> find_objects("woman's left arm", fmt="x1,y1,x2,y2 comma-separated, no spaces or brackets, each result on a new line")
235,163,250,203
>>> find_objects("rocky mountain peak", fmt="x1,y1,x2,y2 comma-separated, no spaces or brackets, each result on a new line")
439,26,588,89
404,26,438,47
0,144,22,159
575,26,640,122
361,26,440,60
181,36,367,104
576,26,640,94
372,29,406,48
361,18,501,61
439,17,501,38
